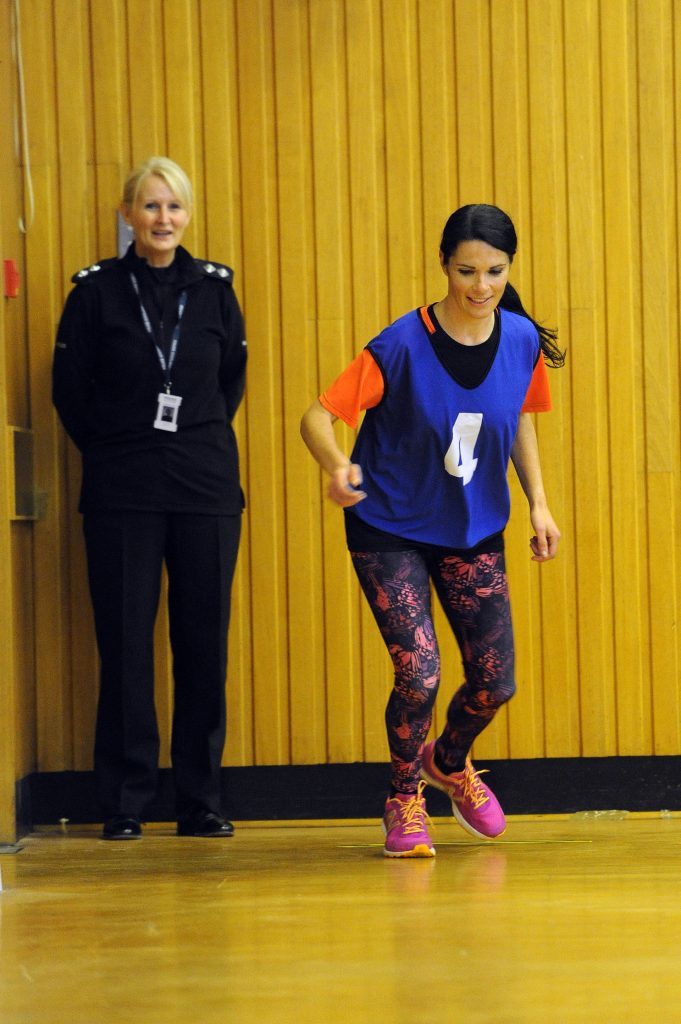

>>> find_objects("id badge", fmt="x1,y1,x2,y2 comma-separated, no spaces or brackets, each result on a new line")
154,392,182,432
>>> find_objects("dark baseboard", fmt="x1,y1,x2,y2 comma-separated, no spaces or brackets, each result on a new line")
16,756,681,828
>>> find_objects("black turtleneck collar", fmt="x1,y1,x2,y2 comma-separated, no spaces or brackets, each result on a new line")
121,243,202,289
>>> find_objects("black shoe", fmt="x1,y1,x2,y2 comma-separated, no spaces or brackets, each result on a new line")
176,810,235,838
102,815,142,841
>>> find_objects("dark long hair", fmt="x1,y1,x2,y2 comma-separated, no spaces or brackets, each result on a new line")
440,204,565,368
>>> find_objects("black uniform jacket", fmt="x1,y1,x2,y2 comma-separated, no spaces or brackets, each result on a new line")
53,244,246,515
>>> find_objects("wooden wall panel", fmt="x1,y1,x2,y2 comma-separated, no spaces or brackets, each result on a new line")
272,1,326,764
90,0,128,254
382,0,424,316
453,1,493,202
1,0,22,839
671,0,681,757
418,0,458,299
21,0,73,774
563,0,616,756
11,525,36,775
600,0,649,754
236,0,290,765
638,0,681,754
4,0,680,800
526,0,578,758
127,0,167,159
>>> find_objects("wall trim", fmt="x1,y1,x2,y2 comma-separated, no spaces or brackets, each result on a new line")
18,756,681,828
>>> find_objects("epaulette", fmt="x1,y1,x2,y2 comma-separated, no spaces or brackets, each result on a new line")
194,260,233,284
71,257,119,284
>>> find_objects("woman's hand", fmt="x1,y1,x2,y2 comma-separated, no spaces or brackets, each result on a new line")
529,504,561,562
327,464,366,507
300,399,367,507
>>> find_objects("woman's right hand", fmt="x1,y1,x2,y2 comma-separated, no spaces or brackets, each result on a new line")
327,464,366,507
300,400,366,507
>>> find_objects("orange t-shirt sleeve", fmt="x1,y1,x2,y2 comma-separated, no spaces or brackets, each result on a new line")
521,352,552,413
319,349,385,428
320,343,551,422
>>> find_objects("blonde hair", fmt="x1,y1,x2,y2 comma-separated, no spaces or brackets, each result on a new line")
121,156,193,213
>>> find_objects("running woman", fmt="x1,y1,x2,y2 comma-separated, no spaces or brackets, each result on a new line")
300,204,563,857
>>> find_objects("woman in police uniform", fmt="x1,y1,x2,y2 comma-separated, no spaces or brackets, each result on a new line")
53,157,246,840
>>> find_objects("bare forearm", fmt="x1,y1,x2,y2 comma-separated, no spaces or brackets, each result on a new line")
300,399,366,507
511,414,547,509
511,413,561,561
300,399,350,475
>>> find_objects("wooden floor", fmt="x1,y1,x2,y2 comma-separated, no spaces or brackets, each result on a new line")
1,814,680,1023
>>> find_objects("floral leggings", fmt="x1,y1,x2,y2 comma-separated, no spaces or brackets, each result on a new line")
350,547,516,794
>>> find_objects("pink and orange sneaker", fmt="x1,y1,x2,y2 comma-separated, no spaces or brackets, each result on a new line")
420,741,505,839
382,781,435,858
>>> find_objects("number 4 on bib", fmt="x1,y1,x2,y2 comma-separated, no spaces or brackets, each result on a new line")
444,413,483,485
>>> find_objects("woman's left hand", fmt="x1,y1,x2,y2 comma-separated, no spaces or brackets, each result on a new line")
529,505,561,562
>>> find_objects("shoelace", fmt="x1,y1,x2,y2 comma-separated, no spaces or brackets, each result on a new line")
457,763,490,810
390,781,432,834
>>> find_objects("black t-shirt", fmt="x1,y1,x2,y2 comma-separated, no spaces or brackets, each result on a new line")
427,303,501,388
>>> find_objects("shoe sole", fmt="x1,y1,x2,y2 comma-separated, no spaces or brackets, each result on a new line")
101,834,142,841
383,843,436,858
420,765,505,841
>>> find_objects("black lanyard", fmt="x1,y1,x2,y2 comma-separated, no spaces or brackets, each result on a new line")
129,273,187,393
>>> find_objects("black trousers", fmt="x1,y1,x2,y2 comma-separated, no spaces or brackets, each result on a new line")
83,511,241,819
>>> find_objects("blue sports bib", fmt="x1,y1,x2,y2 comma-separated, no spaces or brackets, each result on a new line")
349,307,540,548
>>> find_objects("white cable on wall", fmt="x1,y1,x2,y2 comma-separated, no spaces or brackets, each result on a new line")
13,0,35,234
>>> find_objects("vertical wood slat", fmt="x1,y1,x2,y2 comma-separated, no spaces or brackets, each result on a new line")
0,0,20,838
11,527,36,776
417,0,458,299
670,0,681,758
637,0,681,754
127,0,167,160
21,0,73,773
272,0,326,764
525,0,578,758
381,0,424,318
236,0,290,765
9,0,681,795
599,0,650,754
90,0,129,256
453,0,493,203
562,0,616,757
